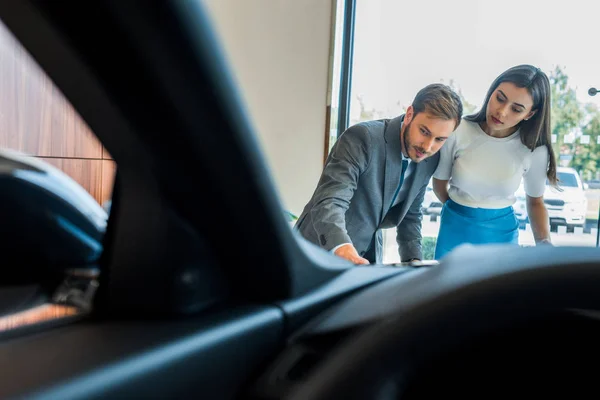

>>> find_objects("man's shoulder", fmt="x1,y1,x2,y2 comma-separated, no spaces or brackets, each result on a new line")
429,151,441,162
338,119,388,147
423,151,441,172
348,119,388,134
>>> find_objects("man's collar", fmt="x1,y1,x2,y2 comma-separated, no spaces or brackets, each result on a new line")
384,114,411,161
384,114,406,157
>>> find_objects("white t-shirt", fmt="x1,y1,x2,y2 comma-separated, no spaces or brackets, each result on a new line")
433,119,549,209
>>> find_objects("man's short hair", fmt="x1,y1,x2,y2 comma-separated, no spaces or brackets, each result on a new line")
412,83,463,129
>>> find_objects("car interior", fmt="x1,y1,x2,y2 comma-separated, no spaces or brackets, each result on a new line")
0,1,599,399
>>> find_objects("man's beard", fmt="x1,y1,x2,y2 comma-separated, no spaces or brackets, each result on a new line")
403,120,429,162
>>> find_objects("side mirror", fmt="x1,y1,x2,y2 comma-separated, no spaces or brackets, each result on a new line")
0,149,107,285
584,183,589,190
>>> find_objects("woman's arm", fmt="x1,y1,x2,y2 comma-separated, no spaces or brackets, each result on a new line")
526,195,552,244
431,132,456,205
432,178,450,204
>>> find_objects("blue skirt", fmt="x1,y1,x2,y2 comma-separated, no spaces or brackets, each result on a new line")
434,199,519,259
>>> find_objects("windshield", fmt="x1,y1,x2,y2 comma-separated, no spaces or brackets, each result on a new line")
205,0,600,262
557,172,579,188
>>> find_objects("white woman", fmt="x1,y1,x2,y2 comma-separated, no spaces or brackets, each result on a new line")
433,64,556,259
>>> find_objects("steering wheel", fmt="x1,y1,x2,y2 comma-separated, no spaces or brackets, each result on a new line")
287,245,600,399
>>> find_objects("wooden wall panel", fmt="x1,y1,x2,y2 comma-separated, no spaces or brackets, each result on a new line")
0,21,103,159
0,31,19,152
102,147,113,160
101,160,117,206
0,20,117,208
38,158,104,205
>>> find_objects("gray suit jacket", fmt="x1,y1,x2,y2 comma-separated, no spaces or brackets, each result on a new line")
295,115,439,263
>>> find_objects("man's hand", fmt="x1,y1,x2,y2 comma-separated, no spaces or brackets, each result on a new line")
334,244,370,265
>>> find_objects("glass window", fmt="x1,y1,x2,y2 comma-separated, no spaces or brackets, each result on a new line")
349,0,600,262
557,172,579,188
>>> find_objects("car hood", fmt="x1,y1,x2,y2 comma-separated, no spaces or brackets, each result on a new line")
515,185,585,203
544,186,585,203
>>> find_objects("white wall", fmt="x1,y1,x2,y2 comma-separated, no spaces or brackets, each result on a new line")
202,0,333,215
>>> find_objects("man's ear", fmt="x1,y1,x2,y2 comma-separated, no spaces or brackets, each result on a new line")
405,105,414,124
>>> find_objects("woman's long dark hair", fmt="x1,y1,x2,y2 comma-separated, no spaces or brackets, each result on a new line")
465,64,557,185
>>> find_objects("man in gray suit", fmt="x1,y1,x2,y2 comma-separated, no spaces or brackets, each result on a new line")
295,83,463,264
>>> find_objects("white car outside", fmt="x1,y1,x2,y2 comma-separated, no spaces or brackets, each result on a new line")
422,182,442,216
514,167,588,229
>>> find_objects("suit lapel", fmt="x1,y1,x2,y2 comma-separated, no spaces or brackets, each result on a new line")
382,115,406,221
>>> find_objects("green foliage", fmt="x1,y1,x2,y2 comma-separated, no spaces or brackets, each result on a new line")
422,236,437,260
571,103,600,180
550,66,584,159
549,66,598,180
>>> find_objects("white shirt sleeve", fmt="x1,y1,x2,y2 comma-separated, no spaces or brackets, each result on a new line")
433,132,457,180
331,242,351,254
523,145,549,198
